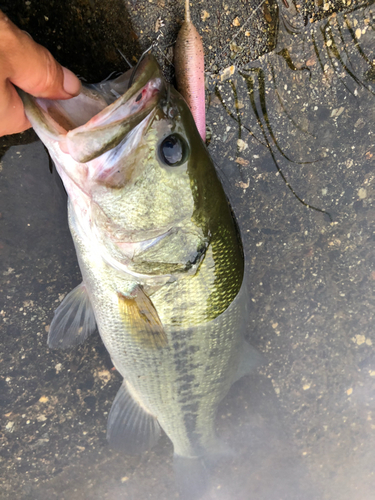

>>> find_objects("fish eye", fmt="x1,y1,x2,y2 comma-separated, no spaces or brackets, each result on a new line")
159,134,188,167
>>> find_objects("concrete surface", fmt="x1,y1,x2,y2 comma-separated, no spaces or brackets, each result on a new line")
0,1,374,499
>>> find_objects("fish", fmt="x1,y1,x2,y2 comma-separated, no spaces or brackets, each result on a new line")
19,54,262,498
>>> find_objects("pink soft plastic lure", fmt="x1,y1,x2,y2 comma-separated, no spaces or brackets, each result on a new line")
174,0,206,141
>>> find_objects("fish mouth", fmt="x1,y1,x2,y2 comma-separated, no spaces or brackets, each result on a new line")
19,55,166,163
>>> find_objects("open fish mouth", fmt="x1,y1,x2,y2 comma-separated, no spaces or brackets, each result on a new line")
18,55,166,163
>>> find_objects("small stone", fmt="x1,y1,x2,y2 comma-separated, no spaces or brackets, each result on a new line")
354,118,365,129
347,388,353,396
358,188,367,199
237,139,248,152
154,17,164,32
306,56,316,66
355,28,361,39
97,370,111,384
330,107,344,118
236,180,250,190
230,42,242,54
303,383,311,390
220,65,235,81
352,334,366,345
201,10,210,22
235,157,249,167
232,17,240,26
5,421,15,432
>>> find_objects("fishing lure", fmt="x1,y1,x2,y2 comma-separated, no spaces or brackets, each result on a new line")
174,0,206,141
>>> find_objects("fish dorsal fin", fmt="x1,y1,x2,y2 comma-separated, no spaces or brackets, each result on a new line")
117,286,167,349
107,381,161,454
48,282,97,349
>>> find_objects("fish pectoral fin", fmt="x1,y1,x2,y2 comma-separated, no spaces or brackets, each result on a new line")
107,381,161,454
233,340,266,382
48,282,97,349
117,286,167,349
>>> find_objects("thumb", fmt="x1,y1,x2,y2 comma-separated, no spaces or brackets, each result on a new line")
0,12,81,99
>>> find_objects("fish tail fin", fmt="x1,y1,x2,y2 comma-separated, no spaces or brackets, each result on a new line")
173,454,209,500
173,439,234,499
205,438,235,465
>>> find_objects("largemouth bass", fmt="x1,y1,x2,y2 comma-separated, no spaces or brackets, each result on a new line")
20,55,261,498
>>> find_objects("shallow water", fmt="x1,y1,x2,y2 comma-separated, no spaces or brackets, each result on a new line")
1,2,375,499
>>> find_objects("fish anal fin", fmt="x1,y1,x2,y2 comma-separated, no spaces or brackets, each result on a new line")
117,286,167,349
48,282,97,349
107,381,161,454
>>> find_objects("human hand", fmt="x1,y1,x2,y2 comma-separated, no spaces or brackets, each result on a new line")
0,11,81,137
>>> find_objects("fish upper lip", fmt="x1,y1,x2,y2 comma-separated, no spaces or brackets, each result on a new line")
68,77,163,136
20,60,166,165
56,77,164,163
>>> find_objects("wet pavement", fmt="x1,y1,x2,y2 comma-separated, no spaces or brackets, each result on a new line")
1,1,375,499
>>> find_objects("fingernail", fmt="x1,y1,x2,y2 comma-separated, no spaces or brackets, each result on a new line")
62,67,81,96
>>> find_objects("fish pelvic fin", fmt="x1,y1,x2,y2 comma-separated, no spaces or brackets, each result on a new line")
117,286,167,349
48,282,97,349
107,381,161,454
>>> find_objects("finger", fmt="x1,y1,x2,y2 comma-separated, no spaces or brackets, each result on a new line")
0,12,81,99
0,79,31,136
